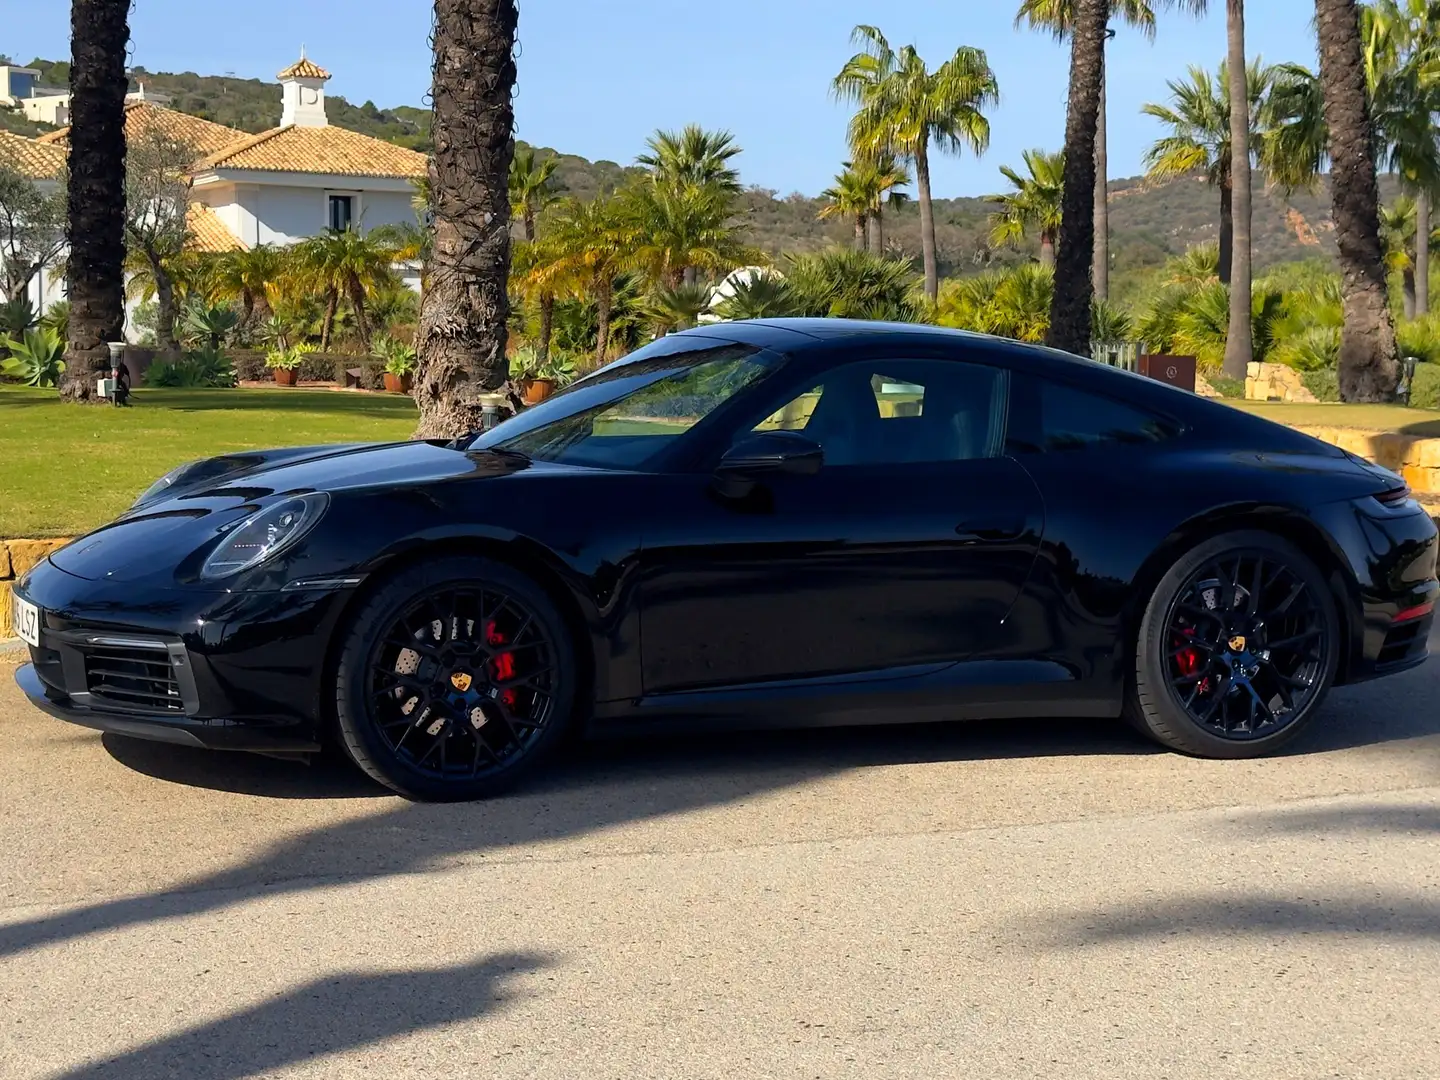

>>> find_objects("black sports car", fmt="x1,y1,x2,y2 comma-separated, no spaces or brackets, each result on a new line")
13,319,1438,799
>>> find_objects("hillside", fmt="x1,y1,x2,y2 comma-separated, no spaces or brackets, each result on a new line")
4,56,1384,277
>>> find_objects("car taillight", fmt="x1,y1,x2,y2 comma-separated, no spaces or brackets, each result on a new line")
1376,485,1413,507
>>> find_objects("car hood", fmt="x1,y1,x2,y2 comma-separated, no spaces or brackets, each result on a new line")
48,441,554,584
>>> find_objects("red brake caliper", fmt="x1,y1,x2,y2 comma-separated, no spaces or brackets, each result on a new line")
1173,627,1210,693
486,619,518,708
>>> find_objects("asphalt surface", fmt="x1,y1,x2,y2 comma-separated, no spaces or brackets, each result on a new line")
2,637,1439,1080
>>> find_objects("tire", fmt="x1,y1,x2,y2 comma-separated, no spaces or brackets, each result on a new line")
1126,530,1341,758
334,555,578,800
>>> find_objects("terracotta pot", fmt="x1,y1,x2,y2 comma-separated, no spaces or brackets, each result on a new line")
521,377,556,405
272,367,298,386
383,372,413,394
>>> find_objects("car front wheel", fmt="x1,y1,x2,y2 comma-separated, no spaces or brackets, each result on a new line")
334,555,577,800
1128,530,1341,758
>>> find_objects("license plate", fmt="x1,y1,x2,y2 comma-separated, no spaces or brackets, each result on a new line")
11,593,40,648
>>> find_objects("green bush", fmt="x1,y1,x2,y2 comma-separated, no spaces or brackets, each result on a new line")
1301,369,1341,402
144,347,236,389
1396,315,1440,366
1409,362,1440,410
1207,374,1246,399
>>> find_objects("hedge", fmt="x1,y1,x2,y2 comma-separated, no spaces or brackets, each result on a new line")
231,350,377,385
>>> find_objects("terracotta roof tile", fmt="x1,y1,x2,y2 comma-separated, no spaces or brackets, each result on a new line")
37,101,245,157
197,124,428,179
0,130,66,179
186,203,246,254
277,56,331,80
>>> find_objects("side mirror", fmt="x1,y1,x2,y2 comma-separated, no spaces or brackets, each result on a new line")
713,430,823,498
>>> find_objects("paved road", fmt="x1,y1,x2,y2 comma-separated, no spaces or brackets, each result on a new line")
2,638,1439,1080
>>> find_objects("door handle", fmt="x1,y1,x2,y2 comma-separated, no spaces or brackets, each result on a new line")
954,521,1025,543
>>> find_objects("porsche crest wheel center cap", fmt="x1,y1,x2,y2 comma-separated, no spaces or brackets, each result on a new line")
1227,634,1247,652
450,671,473,693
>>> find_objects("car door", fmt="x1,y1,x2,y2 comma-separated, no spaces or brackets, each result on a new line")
636,355,1045,694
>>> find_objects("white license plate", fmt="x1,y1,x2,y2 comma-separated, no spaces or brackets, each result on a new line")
12,593,40,648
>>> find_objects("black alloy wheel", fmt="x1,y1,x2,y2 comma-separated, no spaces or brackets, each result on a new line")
335,556,577,800
1129,531,1341,758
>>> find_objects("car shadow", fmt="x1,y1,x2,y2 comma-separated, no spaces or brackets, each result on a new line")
102,714,1160,801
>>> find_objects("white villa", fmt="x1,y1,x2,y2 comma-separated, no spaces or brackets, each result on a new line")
2,53,427,335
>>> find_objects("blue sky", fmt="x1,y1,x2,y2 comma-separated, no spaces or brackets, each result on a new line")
2,0,1318,198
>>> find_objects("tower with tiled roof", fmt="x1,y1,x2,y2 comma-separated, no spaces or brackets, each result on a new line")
279,48,331,128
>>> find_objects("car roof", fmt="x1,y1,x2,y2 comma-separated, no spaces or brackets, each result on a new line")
669,318,1312,444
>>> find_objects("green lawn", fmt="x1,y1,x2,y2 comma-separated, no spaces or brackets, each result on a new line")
1229,400,1440,437
0,386,418,538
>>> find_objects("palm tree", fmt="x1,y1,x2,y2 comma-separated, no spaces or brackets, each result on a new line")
1364,0,1440,317
1222,0,1254,378
620,180,756,289
637,125,743,193
818,165,874,248
509,147,559,242
295,229,399,349
860,153,911,254
645,281,714,335
1015,1,1207,300
530,195,630,365
1315,0,1400,400
1046,0,1108,354
415,0,517,438
1379,195,1421,317
212,245,285,329
1142,60,1272,286
987,149,1066,266
61,0,129,403
833,25,999,303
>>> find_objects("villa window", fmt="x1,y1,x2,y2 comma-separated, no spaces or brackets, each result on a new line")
327,194,354,232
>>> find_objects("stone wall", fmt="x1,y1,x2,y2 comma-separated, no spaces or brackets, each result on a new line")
0,539,72,638
1246,362,1318,403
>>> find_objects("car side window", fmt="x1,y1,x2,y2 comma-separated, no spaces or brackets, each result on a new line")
749,359,1007,466
1009,377,1177,454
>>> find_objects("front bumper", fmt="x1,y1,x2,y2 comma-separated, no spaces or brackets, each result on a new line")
12,557,353,752
15,662,320,751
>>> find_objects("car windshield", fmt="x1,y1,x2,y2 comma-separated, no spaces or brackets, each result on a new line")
472,338,774,470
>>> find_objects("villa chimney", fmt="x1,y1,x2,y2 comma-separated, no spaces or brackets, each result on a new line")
277,48,330,128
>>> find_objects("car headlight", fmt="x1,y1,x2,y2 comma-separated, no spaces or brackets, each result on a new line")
200,493,330,580
134,460,201,507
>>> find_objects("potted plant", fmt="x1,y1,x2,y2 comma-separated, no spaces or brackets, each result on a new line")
508,345,549,403
265,342,314,386
373,334,418,393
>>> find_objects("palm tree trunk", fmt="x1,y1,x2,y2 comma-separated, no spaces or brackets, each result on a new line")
60,0,129,403
538,291,554,361
151,251,179,354
1417,188,1430,318
522,208,535,244
854,213,867,251
1315,0,1399,400
348,274,371,346
1222,0,1253,381
915,138,939,303
874,209,885,256
1093,40,1110,301
321,287,338,352
414,0,517,438
1219,176,1234,286
1402,267,1417,321
1046,0,1106,356
1040,232,1056,269
595,277,612,367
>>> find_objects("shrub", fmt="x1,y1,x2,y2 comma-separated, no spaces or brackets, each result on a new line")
39,300,68,341
0,295,37,340
1397,315,1440,366
1207,373,1246,399
1301,369,1341,402
1409,362,1440,410
143,347,236,389
231,349,267,382
0,327,65,387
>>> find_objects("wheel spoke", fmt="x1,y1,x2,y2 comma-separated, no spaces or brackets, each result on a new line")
1247,558,1264,615
1176,603,1224,624
1271,580,1307,617
1269,628,1324,650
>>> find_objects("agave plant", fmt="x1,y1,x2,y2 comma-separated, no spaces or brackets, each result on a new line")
645,281,714,334
371,332,418,375
1,327,65,387
182,301,241,350
0,295,37,340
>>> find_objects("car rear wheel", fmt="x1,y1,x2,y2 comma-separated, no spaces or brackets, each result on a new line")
1128,530,1341,758
334,556,577,800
